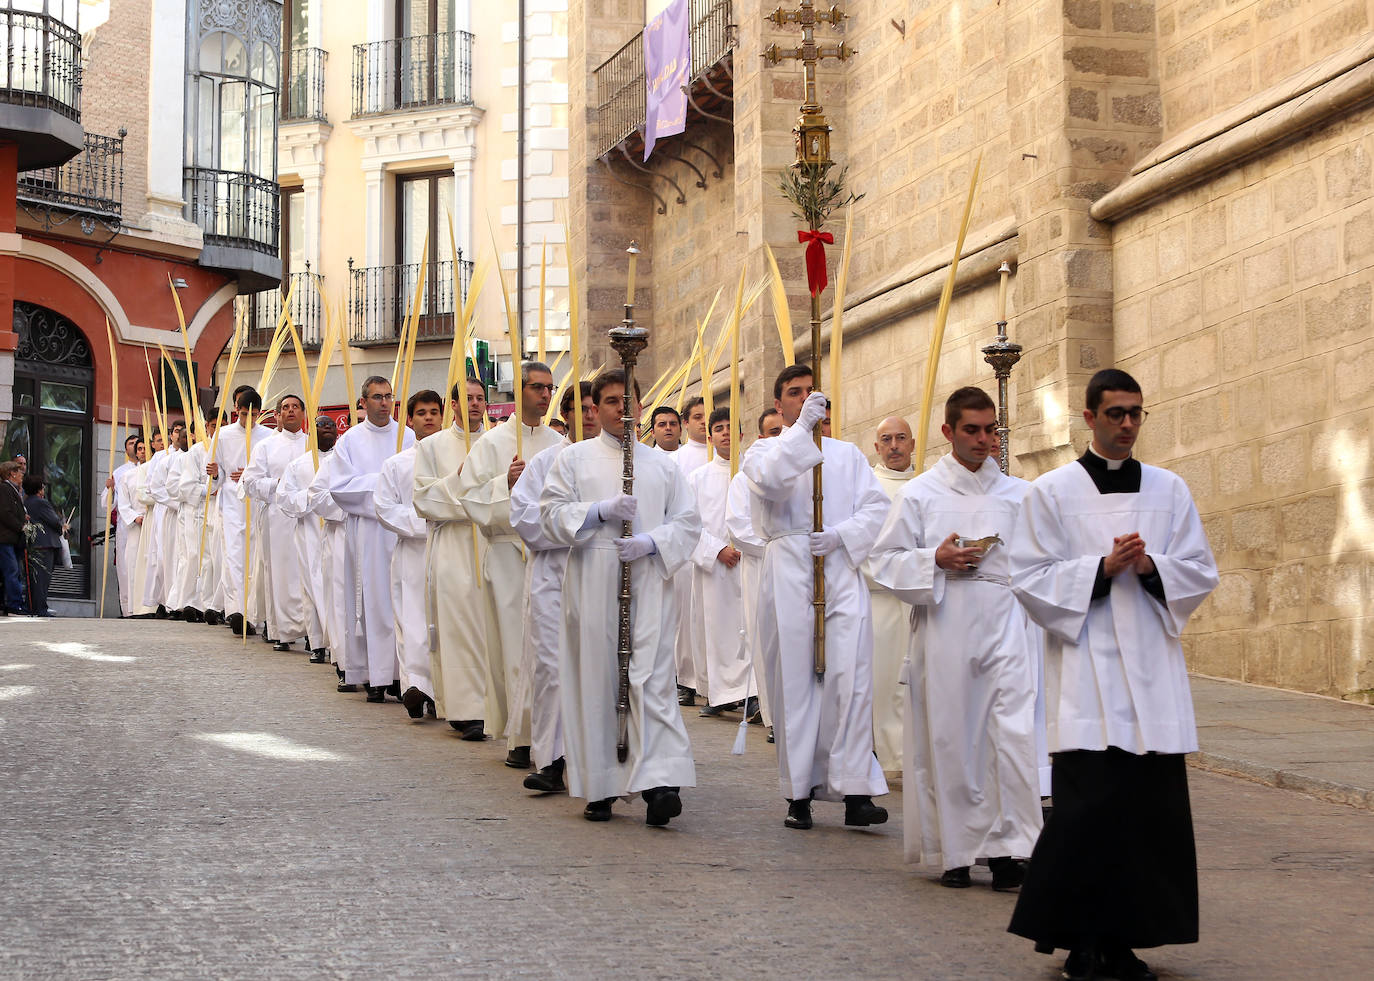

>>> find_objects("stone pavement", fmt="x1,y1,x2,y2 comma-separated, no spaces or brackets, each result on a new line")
1,616,1372,981
1192,676,1374,810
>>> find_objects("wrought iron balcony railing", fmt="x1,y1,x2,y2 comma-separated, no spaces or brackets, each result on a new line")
351,31,473,118
0,6,81,121
349,258,473,345
183,167,280,256
16,128,124,232
239,270,325,352
594,0,735,158
282,46,327,124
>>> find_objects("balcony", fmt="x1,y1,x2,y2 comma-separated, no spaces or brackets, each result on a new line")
351,31,473,118
238,270,325,352
183,167,281,293
0,4,83,169
349,257,473,346
282,47,327,124
593,0,735,159
16,128,123,234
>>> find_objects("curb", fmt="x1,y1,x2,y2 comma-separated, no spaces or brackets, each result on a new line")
1189,751,1374,812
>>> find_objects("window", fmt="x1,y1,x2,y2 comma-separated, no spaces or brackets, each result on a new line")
185,1,280,182
397,0,454,38
397,171,455,269
281,185,304,278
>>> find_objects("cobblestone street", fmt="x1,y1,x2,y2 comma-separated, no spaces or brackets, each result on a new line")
2,616,1372,980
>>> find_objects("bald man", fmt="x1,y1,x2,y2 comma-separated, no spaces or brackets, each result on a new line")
866,417,916,772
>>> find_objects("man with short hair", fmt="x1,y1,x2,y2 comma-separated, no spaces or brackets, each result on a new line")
687,407,754,718
866,416,916,772
108,435,141,615
741,364,891,831
376,391,444,719
330,376,415,701
677,397,709,472
1008,369,1218,981
548,418,568,437
458,361,564,768
242,395,312,649
306,419,350,680
165,421,208,621
0,461,30,614
139,424,181,617
413,376,493,738
650,405,681,453
210,390,273,636
540,370,700,825
22,474,64,617
510,381,600,793
871,388,1042,892
279,416,337,662
757,409,783,439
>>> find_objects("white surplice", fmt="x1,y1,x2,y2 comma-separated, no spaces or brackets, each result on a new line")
212,421,274,621
725,467,770,727
687,456,752,706
329,419,415,686
165,444,208,612
866,462,914,772
540,431,701,802
241,427,311,643
112,460,142,615
1009,456,1219,755
672,438,711,693
306,451,346,660
412,423,493,725
458,417,564,747
741,424,890,802
278,448,329,652
139,447,177,611
510,437,571,770
375,445,432,699
870,453,1043,870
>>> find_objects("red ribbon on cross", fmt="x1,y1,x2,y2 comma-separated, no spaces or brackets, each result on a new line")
797,229,834,297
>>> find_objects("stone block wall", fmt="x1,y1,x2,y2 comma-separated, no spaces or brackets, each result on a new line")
78,0,151,231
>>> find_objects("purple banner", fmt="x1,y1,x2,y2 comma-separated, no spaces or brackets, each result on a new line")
643,0,690,161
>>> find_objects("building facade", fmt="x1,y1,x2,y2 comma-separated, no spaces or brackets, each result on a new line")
229,0,572,414
566,0,1374,701
0,0,281,612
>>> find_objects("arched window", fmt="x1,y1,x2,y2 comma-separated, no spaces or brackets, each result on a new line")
187,29,278,180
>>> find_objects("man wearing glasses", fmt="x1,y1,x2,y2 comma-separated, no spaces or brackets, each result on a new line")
456,362,564,768
1007,369,1219,981
328,377,415,702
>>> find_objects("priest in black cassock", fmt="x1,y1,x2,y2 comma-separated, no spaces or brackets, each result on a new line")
1006,369,1219,981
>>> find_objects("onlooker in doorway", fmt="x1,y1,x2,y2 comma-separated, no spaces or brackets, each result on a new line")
23,474,66,618
0,461,29,615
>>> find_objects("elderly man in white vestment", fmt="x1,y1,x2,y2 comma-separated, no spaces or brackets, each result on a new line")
457,361,563,769
412,377,492,738
209,389,273,637
687,407,755,718
1007,369,1219,981
540,371,700,826
278,416,337,662
864,417,915,773
376,391,444,719
329,376,416,701
870,388,1042,893
241,395,311,650
511,381,600,794
741,364,890,831
112,437,145,616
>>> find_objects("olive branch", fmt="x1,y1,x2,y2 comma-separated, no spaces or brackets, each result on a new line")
778,162,864,231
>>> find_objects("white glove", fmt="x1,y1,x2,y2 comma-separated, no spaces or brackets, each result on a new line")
798,391,828,432
809,528,843,557
597,494,637,523
616,533,657,562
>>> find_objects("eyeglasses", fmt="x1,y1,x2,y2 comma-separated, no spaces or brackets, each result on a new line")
1101,406,1148,424
524,382,554,394
366,393,395,403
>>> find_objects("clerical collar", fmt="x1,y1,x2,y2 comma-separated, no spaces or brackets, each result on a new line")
1087,442,1126,470
875,464,914,480
364,418,390,433
1078,445,1142,494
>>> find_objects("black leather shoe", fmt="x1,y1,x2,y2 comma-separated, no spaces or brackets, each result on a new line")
643,786,682,826
1062,948,1103,981
308,649,329,664
364,686,386,703
402,687,427,720
386,680,401,699
940,866,972,888
523,758,566,793
155,605,169,619
989,856,1027,892
784,798,812,830
698,703,724,717
843,795,889,827
583,798,614,822
677,685,696,706
452,720,486,741
245,620,257,637
766,726,775,743
227,613,246,636
273,641,292,652
745,696,762,725
505,745,532,769
1102,949,1156,981
337,682,359,693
